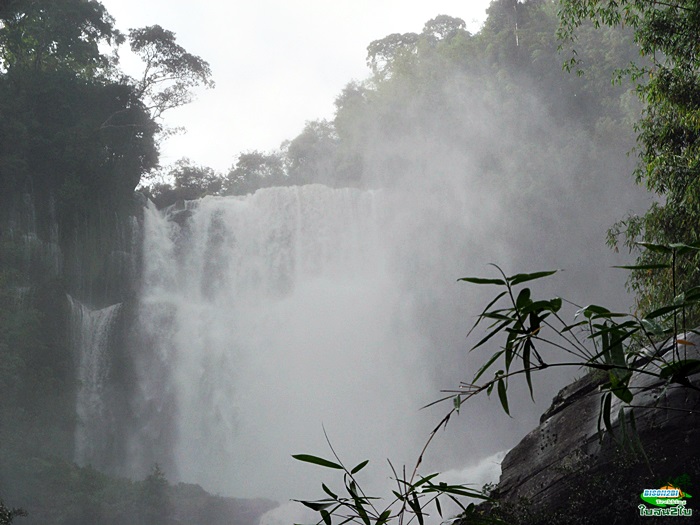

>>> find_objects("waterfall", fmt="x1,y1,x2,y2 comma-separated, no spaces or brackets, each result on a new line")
131,185,435,499
69,296,122,467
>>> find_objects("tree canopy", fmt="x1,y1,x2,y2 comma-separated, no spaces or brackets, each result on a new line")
557,0,700,313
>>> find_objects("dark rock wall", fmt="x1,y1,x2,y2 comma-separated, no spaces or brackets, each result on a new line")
479,335,700,524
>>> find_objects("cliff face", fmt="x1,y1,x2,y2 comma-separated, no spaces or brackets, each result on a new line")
483,334,700,524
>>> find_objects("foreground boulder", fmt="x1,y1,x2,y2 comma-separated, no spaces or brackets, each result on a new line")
472,333,700,524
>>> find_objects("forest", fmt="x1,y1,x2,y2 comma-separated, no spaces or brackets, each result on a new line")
1,0,699,524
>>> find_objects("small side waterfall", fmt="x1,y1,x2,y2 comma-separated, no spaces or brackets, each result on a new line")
69,296,122,467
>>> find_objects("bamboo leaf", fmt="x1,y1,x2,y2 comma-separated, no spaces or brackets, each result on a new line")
497,376,510,416
458,276,506,285
472,349,505,383
322,484,338,500
471,320,512,352
636,241,673,253
407,493,423,525
299,500,336,512
508,270,558,285
413,472,440,489
321,509,332,525
562,320,587,333
523,340,534,401
669,242,700,255
292,454,343,470
645,304,683,319
467,291,508,336
377,510,391,525
350,460,369,475
435,496,443,518
659,359,700,380
612,264,671,270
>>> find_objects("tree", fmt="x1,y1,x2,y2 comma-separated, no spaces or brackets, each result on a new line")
223,150,287,195
143,158,222,208
284,120,342,186
128,25,214,120
421,14,468,43
0,0,120,74
366,32,419,81
559,0,700,315
141,464,169,525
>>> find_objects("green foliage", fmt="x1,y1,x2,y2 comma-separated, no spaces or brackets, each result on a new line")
558,0,700,317
293,433,500,525
454,252,700,450
0,0,120,75
0,68,157,223
223,150,288,195
127,25,214,120
143,158,223,207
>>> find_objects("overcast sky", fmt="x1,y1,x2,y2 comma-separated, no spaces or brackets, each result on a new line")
100,0,492,172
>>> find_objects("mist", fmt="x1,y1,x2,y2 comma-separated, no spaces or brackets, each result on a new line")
0,3,659,522
92,46,652,509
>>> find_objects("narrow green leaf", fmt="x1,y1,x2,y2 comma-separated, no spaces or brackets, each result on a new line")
458,276,506,285
377,510,391,525
482,312,515,322
322,484,338,500
612,264,671,270
299,500,335,512
497,376,510,416
636,241,673,253
355,500,370,525
508,270,558,285
412,493,424,525
467,291,508,337
413,473,441,489
659,359,700,380
471,320,512,352
424,484,490,499
472,349,505,383
486,381,495,396
292,454,343,470
435,496,443,518
562,320,587,333
321,509,332,525
523,340,534,401
504,339,515,374
669,242,700,255
645,303,683,320
350,460,369,475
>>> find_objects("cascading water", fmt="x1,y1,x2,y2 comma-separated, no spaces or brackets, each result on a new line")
131,185,435,499
70,296,122,467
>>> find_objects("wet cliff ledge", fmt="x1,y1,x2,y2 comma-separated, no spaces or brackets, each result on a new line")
474,333,700,525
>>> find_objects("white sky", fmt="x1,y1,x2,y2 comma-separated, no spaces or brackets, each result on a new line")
101,0,493,172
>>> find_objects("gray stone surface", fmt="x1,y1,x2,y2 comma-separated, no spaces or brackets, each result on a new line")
490,332,700,518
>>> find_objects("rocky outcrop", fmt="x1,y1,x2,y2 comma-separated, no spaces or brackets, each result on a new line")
480,333,700,524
